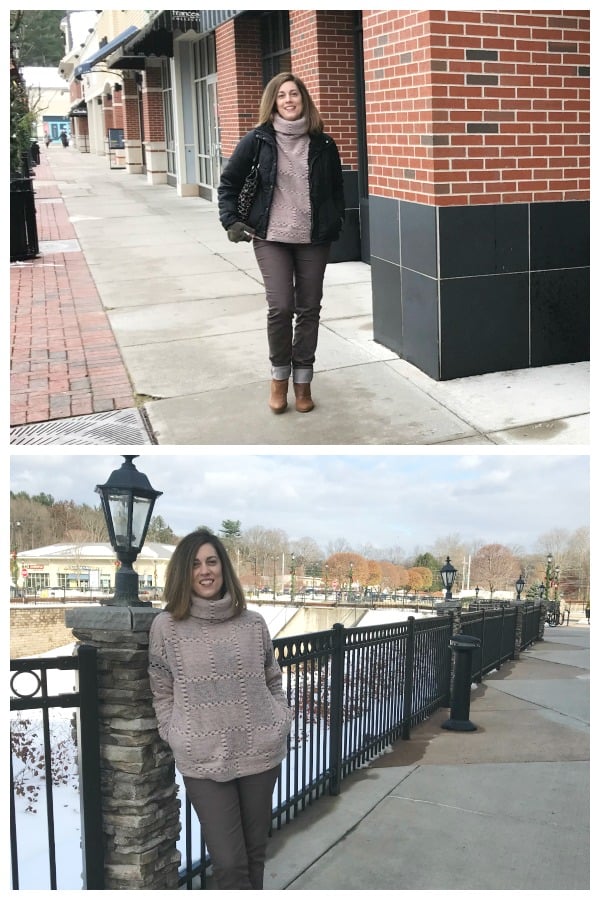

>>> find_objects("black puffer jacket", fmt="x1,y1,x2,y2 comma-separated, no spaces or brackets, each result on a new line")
217,124,345,243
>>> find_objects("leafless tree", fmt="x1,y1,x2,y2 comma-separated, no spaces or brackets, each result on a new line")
470,543,519,597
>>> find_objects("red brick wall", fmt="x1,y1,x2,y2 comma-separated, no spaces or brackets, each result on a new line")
216,16,263,158
112,90,124,130
289,10,357,165
216,11,358,166
102,94,114,132
122,73,141,142
142,65,166,142
363,9,590,206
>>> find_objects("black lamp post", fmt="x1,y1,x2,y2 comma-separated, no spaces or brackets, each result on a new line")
440,556,457,600
95,455,162,607
348,562,353,601
515,574,525,601
324,564,329,602
475,585,480,600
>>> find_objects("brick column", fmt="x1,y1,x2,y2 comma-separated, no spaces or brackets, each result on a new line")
142,63,167,184
289,9,360,261
215,15,263,158
364,9,590,380
121,72,143,173
65,606,180,890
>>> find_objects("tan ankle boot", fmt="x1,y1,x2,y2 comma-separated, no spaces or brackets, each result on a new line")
269,379,288,414
293,382,314,413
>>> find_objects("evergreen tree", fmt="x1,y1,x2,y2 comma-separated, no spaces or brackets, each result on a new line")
11,10,67,67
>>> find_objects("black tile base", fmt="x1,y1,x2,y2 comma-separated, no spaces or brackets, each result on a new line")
371,257,402,355
531,267,590,366
370,196,590,380
440,272,529,379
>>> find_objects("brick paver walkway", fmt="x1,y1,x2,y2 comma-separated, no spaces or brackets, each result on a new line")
10,148,135,426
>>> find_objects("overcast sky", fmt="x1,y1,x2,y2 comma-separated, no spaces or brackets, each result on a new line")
10,450,589,556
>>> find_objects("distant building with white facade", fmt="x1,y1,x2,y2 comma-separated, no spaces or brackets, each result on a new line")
14,542,175,597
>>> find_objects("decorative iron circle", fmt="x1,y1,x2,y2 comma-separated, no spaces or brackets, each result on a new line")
10,669,42,699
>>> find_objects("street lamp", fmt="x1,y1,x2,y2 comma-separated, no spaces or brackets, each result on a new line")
440,556,457,600
324,564,329,602
515,574,525,601
348,562,353,601
475,586,480,601
95,455,162,607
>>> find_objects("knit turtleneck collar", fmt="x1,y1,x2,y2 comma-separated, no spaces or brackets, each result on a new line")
189,591,235,622
272,113,308,137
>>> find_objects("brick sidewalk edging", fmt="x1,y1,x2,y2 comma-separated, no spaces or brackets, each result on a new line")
10,149,136,426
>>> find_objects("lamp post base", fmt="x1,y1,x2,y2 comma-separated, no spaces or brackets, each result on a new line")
442,717,477,732
101,567,150,608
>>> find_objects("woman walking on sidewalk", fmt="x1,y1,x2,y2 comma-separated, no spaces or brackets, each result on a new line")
148,530,292,890
218,73,345,414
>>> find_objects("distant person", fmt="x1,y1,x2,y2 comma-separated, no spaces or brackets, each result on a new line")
148,529,292,890
59,131,68,147
44,134,51,148
218,72,345,414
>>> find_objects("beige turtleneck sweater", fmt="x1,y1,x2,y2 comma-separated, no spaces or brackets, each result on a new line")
266,113,311,243
148,593,292,781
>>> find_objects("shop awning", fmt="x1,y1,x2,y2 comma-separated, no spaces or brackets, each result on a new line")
69,99,87,117
74,25,139,79
112,10,240,64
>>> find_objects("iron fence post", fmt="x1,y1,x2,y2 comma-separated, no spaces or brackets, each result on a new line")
328,623,345,796
76,643,105,889
401,616,415,739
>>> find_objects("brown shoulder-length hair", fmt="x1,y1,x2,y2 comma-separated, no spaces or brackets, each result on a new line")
162,529,246,620
257,72,324,135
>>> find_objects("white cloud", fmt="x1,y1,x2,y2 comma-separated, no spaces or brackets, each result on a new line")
10,452,589,556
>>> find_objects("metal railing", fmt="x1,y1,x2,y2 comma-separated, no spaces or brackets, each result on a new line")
178,614,456,886
10,645,103,890
10,605,542,890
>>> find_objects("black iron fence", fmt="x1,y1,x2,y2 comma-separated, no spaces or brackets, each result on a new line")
10,645,104,890
10,606,543,890
178,606,542,887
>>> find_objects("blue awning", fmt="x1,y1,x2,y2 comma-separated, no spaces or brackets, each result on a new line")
74,25,139,79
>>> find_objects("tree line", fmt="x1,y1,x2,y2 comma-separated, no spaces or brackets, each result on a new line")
10,492,590,602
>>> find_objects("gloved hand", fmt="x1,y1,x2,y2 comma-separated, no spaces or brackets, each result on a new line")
227,221,254,242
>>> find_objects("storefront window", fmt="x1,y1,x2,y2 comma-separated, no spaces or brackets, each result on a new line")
261,12,291,83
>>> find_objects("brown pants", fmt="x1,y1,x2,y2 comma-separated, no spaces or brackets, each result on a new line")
183,765,280,890
253,239,331,382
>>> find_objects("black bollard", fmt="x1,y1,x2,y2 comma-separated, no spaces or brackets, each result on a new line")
442,634,481,732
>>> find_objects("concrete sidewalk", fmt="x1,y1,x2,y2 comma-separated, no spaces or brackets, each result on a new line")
11,146,590,445
263,623,590,891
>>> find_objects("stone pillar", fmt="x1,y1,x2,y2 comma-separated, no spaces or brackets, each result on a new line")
65,606,180,890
